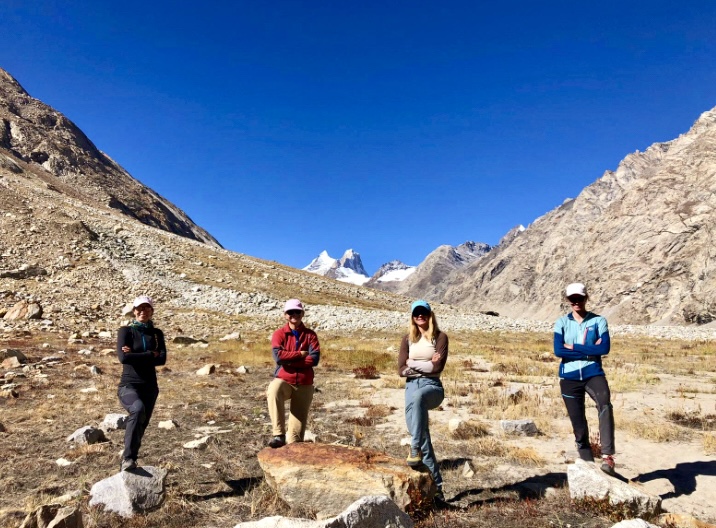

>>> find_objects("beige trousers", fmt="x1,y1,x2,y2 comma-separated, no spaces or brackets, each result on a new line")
266,378,314,443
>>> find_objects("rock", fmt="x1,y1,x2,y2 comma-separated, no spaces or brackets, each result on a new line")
219,331,241,341
2,356,22,369
506,387,524,403
0,348,27,362
56,458,73,467
97,331,113,339
183,436,212,449
89,466,167,518
233,495,413,528
196,364,216,376
568,459,661,517
101,413,127,431
158,420,178,430
500,419,539,436
90,365,101,375
1,389,19,398
258,443,434,519
462,461,475,478
66,426,107,445
19,504,83,528
448,418,463,434
610,520,659,528
236,365,249,374
173,336,207,345
3,300,43,320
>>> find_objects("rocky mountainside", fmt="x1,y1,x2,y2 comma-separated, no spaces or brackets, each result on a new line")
0,68,218,246
440,107,716,325
369,241,491,297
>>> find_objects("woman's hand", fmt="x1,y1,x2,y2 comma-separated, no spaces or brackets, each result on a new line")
122,345,131,353
564,343,573,350
300,350,309,358
431,352,441,362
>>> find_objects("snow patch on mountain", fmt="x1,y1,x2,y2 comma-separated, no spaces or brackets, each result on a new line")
372,260,416,283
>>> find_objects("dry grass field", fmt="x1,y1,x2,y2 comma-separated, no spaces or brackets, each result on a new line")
2,326,716,528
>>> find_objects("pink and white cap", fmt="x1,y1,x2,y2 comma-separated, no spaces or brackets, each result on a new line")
132,295,154,308
284,299,304,313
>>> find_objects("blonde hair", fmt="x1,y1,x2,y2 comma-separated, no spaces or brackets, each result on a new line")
408,311,439,343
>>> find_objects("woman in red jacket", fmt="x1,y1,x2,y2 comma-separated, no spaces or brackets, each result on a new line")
266,299,321,448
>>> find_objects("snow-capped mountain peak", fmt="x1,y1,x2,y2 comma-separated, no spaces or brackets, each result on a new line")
302,249,370,285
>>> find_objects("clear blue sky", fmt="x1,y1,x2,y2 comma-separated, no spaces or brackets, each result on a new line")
2,1,715,273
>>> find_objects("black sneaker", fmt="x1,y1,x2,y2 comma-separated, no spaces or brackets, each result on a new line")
434,488,445,502
268,435,286,448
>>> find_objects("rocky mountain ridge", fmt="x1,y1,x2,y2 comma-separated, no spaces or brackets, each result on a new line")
0,68,218,247
439,107,716,325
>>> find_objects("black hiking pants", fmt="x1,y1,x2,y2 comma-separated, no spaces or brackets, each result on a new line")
118,383,159,462
560,375,614,459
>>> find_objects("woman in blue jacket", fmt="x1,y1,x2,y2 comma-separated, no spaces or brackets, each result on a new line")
553,283,615,475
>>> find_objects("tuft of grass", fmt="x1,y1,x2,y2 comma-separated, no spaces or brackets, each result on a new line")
704,432,716,454
667,411,716,430
450,420,490,440
353,365,379,379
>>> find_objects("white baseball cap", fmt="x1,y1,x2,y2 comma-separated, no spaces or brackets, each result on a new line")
565,283,587,297
132,295,154,308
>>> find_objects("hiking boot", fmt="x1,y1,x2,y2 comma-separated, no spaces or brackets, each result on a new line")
120,458,137,472
601,455,615,475
406,450,422,467
434,487,446,503
268,435,286,449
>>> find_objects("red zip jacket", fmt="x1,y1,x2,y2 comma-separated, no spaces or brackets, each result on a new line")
271,323,320,385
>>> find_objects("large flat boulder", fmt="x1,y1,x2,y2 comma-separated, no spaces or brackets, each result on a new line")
233,495,413,528
89,466,167,518
568,459,661,518
258,443,433,519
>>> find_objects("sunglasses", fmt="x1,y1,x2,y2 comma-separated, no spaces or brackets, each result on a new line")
567,296,586,305
134,305,153,312
412,310,430,318
286,310,303,316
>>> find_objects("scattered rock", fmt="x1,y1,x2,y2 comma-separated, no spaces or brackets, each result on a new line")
568,459,661,517
196,364,216,376
158,420,178,430
56,458,73,467
19,504,83,528
1,389,19,398
173,336,207,345
3,300,43,320
258,443,434,519
219,331,241,341
89,466,167,518
101,414,127,431
236,365,249,374
183,436,212,449
0,348,27,362
609,520,659,528
500,419,539,436
233,495,413,528
462,461,475,478
2,356,23,369
66,426,107,445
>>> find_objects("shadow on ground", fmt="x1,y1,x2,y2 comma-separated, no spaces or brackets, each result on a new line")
634,461,716,499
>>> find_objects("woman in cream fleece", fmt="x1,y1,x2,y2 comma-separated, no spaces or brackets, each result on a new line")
397,299,449,499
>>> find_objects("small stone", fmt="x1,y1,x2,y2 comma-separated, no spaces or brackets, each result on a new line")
196,364,216,376
56,458,73,467
158,420,178,430
183,436,212,449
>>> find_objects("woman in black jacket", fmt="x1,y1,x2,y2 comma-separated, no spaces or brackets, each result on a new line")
116,295,166,471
